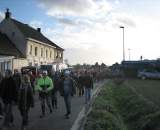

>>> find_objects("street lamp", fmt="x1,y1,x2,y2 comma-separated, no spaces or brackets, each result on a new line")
120,26,125,61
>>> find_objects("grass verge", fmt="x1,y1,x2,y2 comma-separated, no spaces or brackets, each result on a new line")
84,79,160,130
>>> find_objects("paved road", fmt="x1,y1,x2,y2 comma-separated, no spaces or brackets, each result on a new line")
0,82,104,130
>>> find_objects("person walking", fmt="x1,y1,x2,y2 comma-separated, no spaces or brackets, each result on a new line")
28,71,36,94
18,74,34,130
83,71,93,104
51,72,59,109
78,72,84,96
0,70,18,128
13,69,21,90
59,71,76,119
36,71,53,118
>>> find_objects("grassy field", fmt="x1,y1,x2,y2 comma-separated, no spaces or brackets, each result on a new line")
127,79,160,108
85,79,160,130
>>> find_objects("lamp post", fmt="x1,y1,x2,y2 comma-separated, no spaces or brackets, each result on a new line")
128,48,131,61
120,26,125,61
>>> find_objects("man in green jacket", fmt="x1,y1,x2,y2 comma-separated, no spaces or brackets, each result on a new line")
36,71,53,118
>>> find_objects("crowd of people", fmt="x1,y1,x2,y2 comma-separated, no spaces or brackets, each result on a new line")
0,68,95,130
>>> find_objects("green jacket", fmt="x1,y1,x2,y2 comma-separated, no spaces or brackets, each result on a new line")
36,76,54,92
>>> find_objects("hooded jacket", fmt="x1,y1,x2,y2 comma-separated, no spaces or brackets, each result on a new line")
36,76,54,92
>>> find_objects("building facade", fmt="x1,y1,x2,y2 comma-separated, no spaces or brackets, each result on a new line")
0,9,63,72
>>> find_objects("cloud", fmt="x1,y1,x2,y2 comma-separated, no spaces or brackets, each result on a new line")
38,0,112,16
0,11,4,22
64,47,117,65
116,16,136,28
37,0,160,65
111,13,136,28
114,0,120,5
29,20,43,28
57,18,77,26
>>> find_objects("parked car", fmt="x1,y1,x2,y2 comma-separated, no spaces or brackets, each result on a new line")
137,70,160,80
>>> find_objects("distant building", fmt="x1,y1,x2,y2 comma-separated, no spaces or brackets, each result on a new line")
0,9,64,73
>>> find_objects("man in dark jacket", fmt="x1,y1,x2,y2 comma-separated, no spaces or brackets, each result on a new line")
78,72,84,96
83,71,93,104
51,72,59,109
59,71,76,119
0,70,18,128
18,74,34,130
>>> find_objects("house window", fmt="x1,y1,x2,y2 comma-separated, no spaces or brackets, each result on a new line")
56,52,58,58
35,47,38,56
41,48,43,57
50,51,52,58
59,52,62,58
46,50,48,58
29,45,32,55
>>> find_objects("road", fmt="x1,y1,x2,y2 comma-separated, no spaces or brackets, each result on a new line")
0,81,104,130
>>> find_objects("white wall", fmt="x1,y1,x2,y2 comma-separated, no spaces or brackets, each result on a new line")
13,58,28,71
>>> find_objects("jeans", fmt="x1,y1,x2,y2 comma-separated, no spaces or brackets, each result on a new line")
85,88,91,104
64,95,71,115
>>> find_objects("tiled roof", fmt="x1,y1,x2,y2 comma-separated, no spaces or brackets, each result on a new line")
0,32,24,58
11,19,64,51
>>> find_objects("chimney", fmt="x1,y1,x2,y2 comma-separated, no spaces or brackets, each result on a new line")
37,28,41,33
5,8,11,19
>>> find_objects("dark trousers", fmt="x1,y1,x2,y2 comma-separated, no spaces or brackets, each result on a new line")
78,86,84,96
64,95,71,115
39,92,52,115
85,88,91,104
31,82,35,94
51,91,58,108
0,102,3,115
19,107,29,129
3,103,13,127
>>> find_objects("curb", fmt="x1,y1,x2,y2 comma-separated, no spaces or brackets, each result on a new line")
70,81,106,130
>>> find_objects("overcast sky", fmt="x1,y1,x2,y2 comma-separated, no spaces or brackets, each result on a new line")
0,0,160,65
